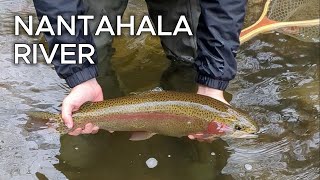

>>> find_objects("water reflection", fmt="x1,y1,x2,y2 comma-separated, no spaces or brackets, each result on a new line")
55,131,232,179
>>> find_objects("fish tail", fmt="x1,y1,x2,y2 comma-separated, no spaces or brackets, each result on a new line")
27,111,60,121
27,111,68,134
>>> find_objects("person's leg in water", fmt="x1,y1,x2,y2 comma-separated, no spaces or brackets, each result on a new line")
145,0,200,92
83,0,129,99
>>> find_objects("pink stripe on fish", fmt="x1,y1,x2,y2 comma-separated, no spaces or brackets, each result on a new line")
103,112,194,121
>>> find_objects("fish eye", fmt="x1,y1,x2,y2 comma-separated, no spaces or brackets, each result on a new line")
235,124,242,131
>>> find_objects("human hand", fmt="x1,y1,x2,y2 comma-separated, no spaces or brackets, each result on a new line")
188,134,217,143
62,78,103,136
188,85,230,141
196,84,230,105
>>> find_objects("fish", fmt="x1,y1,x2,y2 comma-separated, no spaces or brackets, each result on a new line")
28,91,258,141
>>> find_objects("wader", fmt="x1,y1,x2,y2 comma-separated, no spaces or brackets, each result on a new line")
33,0,246,92
83,0,201,95
83,0,200,63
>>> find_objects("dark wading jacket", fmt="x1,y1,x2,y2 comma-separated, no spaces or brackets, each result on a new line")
32,0,247,90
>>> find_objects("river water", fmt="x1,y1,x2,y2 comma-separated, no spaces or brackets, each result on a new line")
0,0,319,179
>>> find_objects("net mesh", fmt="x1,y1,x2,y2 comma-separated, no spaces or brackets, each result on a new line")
267,0,319,42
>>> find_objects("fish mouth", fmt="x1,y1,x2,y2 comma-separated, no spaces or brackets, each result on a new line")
236,133,258,139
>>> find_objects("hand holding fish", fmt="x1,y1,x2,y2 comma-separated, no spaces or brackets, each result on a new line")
61,78,103,136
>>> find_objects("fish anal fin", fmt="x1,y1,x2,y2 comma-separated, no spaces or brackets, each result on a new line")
129,132,156,141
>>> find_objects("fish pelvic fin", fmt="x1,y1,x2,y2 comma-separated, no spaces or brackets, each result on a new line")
129,132,157,141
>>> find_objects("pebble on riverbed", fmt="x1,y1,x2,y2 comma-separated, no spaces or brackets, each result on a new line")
146,158,158,168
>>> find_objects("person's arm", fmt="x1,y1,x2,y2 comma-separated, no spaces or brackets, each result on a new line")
195,0,247,104
33,0,98,87
33,0,102,135
190,0,247,141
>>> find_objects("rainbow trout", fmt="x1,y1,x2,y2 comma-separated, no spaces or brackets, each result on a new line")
28,91,258,140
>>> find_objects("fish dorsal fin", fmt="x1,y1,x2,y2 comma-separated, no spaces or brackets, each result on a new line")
129,87,164,96
129,132,157,141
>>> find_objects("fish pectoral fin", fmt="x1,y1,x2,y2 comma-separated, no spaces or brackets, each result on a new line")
129,132,157,141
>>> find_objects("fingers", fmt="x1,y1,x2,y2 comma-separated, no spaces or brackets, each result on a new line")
188,135,195,139
188,133,216,142
188,135,204,142
68,128,82,136
61,101,74,129
92,126,99,134
188,133,204,139
82,123,94,134
68,123,100,136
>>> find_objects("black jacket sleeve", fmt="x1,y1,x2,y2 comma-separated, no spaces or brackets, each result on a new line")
195,0,247,90
33,0,98,88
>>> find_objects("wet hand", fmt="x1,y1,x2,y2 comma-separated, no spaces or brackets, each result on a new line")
196,84,230,105
68,123,99,136
61,78,103,136
188,134,217,143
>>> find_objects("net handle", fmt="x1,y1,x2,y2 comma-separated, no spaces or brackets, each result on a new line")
242,0,272,34
240,18,320,44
